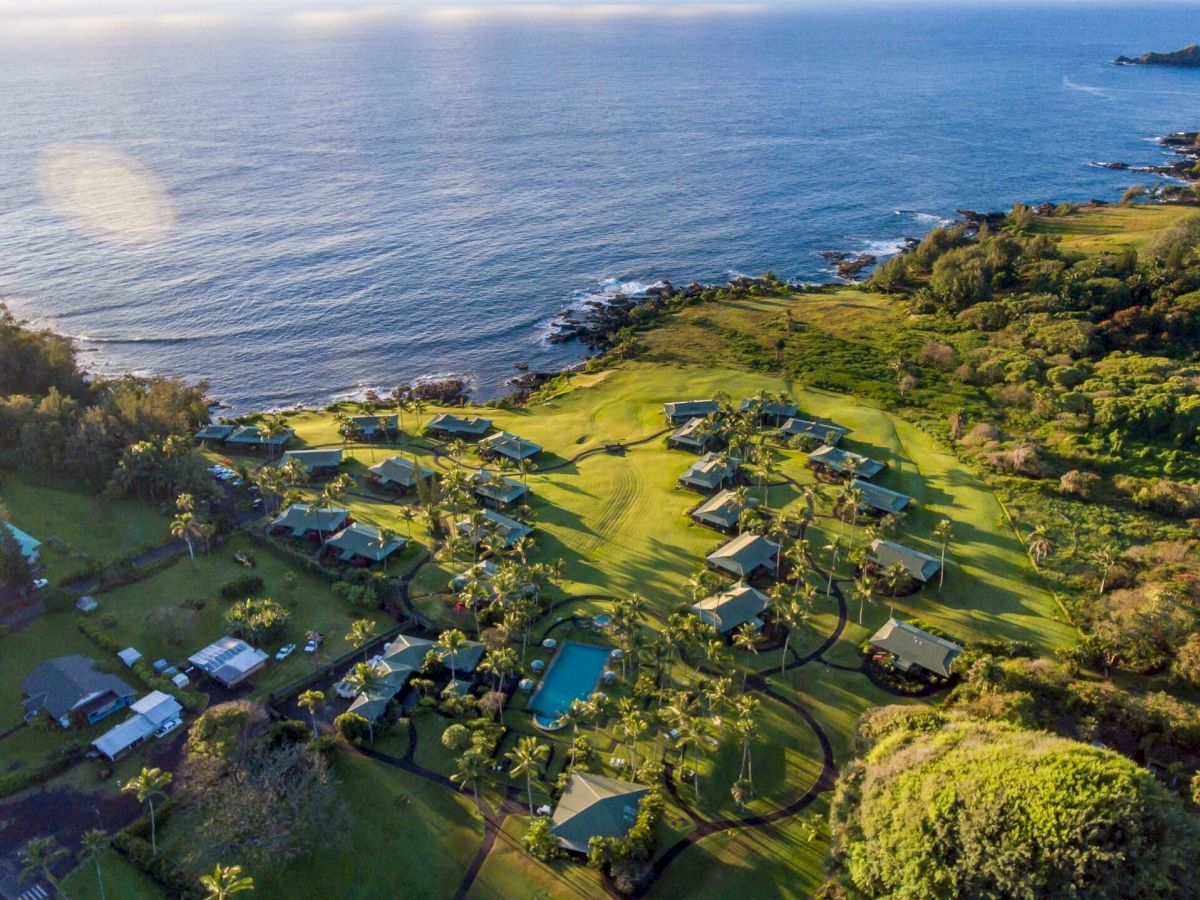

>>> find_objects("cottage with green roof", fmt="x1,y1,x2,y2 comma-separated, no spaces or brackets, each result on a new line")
808,445,885,480
480,431,542,462
426,413,493,439
663,399,720,424
226,424,294,451
550,772,651,854
691,582,769,634
456,509,532,548
279,448,343,477
668,416,718,454
707,532,779,580
739,397,797,425
271,503,350,538
869,618,962,678
194,423,235,442
852,479,912,515
368,455,434,493
324,522,407,565
778,417,848,445
868,538,941,583
383,633,485,674
690,489,757,532
472,470,529,508
678,452,738,493
346,414,398,439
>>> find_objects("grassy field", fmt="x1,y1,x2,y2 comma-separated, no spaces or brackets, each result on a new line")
60,849,165,900
1033,202,1196,255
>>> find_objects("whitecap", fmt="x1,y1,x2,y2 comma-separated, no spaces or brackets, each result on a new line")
1062,76,1111,99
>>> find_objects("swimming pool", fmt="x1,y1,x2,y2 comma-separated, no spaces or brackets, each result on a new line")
529,640,610,731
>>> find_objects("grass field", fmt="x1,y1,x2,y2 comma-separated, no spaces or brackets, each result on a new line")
59,849,165,900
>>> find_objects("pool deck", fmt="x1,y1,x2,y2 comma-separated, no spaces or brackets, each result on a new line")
529,639,610,732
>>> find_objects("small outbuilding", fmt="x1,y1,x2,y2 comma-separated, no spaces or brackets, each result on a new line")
706,533,779,580
550,772,651,854
92,690,184,761
117,647,143,668
76,595,99,613
869,618,961,678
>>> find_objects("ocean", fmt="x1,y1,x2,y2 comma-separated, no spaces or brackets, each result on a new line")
1,3,1199,410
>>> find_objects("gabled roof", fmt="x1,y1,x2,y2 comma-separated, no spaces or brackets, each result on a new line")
473,471,530,505
226,425,294,447
691,489,756,529
451,559,500,591
852,479,912,514
481,431,542,461
21,656,136,722
679,452,738,490
347,414,398,435
739,398,798,418
457,509,532,547
869,618,961,678
778,417,849,442
869,539,941,582
279,448,343,473
271,503,350,536
663,399,719,420
326,522,407,562
5,523,41,559
707,533,779,577
92,713,156,759
670,417,715,448
551,772,651,853
691,582,769,633
194,423,235,441
130,691,183,728
808,445,885,479
369,455,434,488
348,683,403,722
188,637,268,683
382,634,485,673
427,413,493,435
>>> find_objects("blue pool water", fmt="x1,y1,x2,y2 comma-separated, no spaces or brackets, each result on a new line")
529,640,610,730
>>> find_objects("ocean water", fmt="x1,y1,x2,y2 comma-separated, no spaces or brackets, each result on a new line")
1,3,1199,410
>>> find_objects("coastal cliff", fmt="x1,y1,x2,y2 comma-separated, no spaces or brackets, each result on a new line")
1115,44,1200,67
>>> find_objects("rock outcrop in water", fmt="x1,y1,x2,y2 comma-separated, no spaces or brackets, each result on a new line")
1093,131,1200,183
1115,44,1200,67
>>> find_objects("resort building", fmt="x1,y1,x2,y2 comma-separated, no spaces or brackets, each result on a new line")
852,479,912,515
324,522,407,566
869,618,962,678
92,690,184,761
690,489,757,532
739,397,798,425
5,522,41,563
382,633,485,674
225,424,294,452
662,399,720,424
271,503,351,538
279,448,343,477
21,656,136,728
808,445,885,480
472,471,530,508
691,582,769,634
778,418,848,445
868,539,941,583
667,416,719,454
451,559,500,592
194,423,235,443
426,413,493,439
550,772,651,854
678,452,738,493
480,431,543,462
345,414,398,439
188,636,269,688
368,455,434,492
706,533,779,580
456,509,532,548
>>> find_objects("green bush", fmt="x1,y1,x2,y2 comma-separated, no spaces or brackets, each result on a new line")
219,573,264,600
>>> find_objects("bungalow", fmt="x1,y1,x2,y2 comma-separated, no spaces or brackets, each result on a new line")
707,533,779,581
383,633,485,675
663,399,720,424
678,452,738,493
345,414,398,440
278,448,343,477
426,413,493,440
473,471,529,508
92,691,184,761
21,656,136,728
194,423,235,443
808,445,885,480
457,509,532,548
550,772,650,854
690,489,758,532
325,523,407,566
348,680,406,722
226,425,294,452
739,397,798,425
852,479,912,515
667,417,718,454
271,503,350,538
869,618,962,678
188,636,269,688
450,559,499,592
778,418,849,446
480,431,542,463
691,582,769,635
368,455,434,493
5,523,41,564
868,539,941,584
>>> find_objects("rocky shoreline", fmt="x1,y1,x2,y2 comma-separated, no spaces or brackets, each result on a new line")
1093,131,1200,183
1115,44,1200,68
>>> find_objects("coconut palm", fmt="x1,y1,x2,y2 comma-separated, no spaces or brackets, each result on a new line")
256,413,289,460
298,689,324,736
822,537,842,596
618,710,648,777
1025,526,1053,566
855,572,875,626
452,748,488,805
733,694,760,785
932,519,952,589
786,539,809,589
731,624,763,687
122,767,173,856
1095,542,1119,595
479,646,517,693
20,836,69,898
279,456,309,487
883,561,909,616
80,828,109,900
344,661,384,741
506,736,550,815
437,628,467,683
775,593,809,674
346,618,377,661
170,510,204,567
199,863,255,899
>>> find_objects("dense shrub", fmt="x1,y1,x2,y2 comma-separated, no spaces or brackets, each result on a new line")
219,574,264,600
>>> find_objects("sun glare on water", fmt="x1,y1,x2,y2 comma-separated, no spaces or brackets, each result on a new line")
37,143,175,247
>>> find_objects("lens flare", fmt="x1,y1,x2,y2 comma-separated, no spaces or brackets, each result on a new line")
37,143,175,247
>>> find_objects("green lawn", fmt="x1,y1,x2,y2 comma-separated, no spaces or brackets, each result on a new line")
60,849,165,900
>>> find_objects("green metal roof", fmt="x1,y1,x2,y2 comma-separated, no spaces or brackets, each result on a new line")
326,523,407,562
691,582,768,633
869,539,941,582
279,448,343,472
551,772,650,853
869,618,961,678
427,413,492,435
271,503,349,536
369,455,433,488
481,431,542,461
707,532,779,577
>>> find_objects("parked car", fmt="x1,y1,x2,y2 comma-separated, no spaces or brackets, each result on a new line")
303,636,324,654
275,643,296,661
33,578,48,590
154,719,181,738
333,679,358,699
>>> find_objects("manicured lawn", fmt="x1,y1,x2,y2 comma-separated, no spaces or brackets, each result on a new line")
60,849,165,900
1034,202,1195,255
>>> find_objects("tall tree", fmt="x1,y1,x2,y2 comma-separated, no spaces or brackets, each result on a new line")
19,836,68,898
122,767,173,856
80,828,110,900
298,689,324,736
506,736,550,815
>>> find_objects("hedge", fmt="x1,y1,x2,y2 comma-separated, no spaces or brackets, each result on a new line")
76,617,207,711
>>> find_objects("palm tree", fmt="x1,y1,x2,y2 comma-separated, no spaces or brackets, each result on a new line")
122,767,172,856
346,618,377,661
333,411,351,448
171,510,203,567
1095,543,1119,595
256,413,289,460
506,736,550,814
932,519,952,589
731,624,763,687
279,456,308,488
377,526,399,573
618,710,648,777
1025,526,1053,566
786,539,809,589
298,689,324,736
199,863,255,899
584,692,607,743
80,828,109,900
452,749,488,805
733,695,760,785
20,836,68,898
344,662,383,741
775,594,809,674
437,628,467,683
855,572,875,626
883,562,908,617
822,537,842,596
